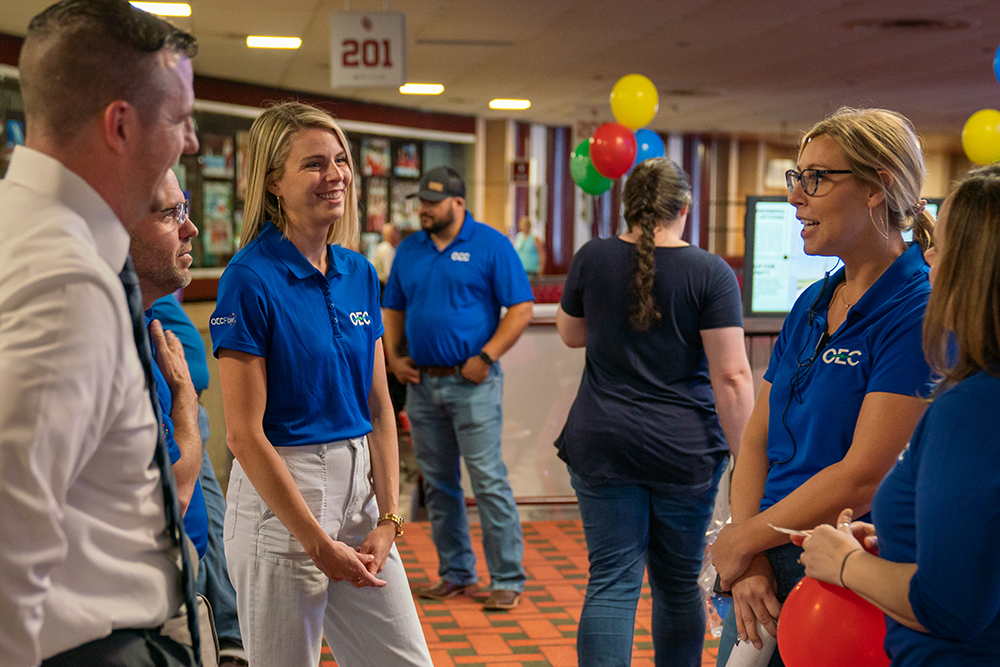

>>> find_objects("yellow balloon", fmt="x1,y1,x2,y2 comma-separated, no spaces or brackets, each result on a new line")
610,74,659,130
962,109,1000,165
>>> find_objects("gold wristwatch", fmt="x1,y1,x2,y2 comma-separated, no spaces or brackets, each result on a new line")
377,512,404,537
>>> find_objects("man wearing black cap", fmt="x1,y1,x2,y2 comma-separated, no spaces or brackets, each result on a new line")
382,166,534,611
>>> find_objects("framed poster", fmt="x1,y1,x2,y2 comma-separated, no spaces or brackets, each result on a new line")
202,181,234,254
391,180,420,230
395,142,420,177
201,133,235,179
366,177,388,232
361,138,390,177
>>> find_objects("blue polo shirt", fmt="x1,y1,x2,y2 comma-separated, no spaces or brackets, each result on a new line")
146,314,208,559
382,211,534,367
761,243,933,512
149,295,210,393
210,223,383,447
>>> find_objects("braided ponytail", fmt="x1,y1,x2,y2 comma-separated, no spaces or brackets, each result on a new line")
623,158,692,331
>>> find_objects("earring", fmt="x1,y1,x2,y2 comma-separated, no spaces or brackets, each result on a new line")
869,206,889,241
276,196,282,224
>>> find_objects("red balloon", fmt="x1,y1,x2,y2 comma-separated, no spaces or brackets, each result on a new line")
589,123,637,179
778,577,890,667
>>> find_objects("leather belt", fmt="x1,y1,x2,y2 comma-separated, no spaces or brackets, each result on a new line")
419,365,461,377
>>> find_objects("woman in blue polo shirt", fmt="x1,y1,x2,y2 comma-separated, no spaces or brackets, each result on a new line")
210,102,432,667
799,164,1000,665
711,107,936,665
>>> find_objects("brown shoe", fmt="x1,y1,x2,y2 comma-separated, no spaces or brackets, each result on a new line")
481,589,521,611
413,580,478,600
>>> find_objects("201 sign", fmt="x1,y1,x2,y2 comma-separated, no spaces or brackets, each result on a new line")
341,39,394,68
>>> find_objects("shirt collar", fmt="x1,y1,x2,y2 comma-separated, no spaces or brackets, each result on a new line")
5,145,130,272
259,222,348,279
828,243,927,322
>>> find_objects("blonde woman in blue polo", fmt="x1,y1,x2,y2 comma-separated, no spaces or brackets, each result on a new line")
210,102,432,667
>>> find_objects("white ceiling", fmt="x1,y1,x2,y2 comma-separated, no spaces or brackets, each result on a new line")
2,0,998,142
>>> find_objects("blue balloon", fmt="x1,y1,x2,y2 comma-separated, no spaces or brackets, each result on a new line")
995,44,1000,86
631,128,666,170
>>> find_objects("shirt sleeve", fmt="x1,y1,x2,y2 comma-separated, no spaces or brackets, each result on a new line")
210,264,270,358
699,255,743,331
381,244,407,311
149,296,210,393
908,386,1000,639
0,279,121,667
490,231,535,307
865,296,932,397
559,241,587,318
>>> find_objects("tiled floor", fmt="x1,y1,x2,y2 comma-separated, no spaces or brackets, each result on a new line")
320,520,721,667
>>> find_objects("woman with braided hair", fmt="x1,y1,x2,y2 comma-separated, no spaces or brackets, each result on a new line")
555,157,755,666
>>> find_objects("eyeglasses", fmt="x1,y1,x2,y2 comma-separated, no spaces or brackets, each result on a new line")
160,199,190,226
785,169,853,196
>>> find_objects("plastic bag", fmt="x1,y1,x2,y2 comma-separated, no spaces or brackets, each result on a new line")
700,454,734,637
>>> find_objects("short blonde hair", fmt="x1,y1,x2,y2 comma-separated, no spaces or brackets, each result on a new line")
241,101,359,249
801,107,934,250
923,164,1000,388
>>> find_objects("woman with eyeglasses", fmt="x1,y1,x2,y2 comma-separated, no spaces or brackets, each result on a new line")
795,164,1000,665
710,107,936,666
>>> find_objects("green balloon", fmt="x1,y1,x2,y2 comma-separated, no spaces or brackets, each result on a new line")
570,139,613,195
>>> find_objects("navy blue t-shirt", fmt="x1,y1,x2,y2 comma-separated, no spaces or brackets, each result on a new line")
761,244,933,511
382,212,534,367
556,238,743,487
873,372,1000,665
210,223,383,447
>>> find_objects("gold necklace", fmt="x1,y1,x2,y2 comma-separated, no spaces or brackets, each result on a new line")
837,283,855,310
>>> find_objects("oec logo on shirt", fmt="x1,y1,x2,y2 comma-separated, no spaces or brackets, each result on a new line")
210,313,237,326
350,311,371,326
821,348,862,366
451,251,470,262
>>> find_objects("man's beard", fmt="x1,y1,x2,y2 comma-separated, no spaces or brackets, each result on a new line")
420,208,454,235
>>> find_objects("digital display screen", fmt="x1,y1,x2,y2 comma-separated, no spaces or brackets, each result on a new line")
742,196,939,317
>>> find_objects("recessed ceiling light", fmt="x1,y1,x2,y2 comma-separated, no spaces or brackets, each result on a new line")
246,36,302,49
489,99,531,110
400,83,445,95
130,2,191,16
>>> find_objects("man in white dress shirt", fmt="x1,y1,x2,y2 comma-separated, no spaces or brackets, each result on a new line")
0,1,199,665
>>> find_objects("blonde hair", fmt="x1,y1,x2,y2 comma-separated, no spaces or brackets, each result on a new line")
923,164,1000,389
241,101,359,249
801,107,934,251
622,157,692,331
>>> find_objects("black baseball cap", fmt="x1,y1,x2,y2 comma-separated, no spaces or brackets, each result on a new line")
410,166,465,201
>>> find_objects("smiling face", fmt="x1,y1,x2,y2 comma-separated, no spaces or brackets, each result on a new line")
267,127,352,236
130,169,198,306
788,134,881,258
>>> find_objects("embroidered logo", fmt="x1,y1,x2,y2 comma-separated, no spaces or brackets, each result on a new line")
210,313,236,326
451,251,470,262
821,348,862,366
349,311,371,326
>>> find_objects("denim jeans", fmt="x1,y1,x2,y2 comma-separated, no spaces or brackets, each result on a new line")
571,462,724,667
715,542,805,667
224,438,432,667
194,405,242,652
406,364,525,592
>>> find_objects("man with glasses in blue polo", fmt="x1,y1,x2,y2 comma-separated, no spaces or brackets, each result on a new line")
383,166,534,611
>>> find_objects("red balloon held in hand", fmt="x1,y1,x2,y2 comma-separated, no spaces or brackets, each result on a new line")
778,577,889,667
589,123,637,179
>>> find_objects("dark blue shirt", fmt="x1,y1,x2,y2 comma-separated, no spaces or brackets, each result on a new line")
382,211,534,367
147,314,208,558
873,372,1000,665
762,244,933,512
556,239,743,487
210,223,383,446
149,295,209,393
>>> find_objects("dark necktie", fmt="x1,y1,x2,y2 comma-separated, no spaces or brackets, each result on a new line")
119,255,201,658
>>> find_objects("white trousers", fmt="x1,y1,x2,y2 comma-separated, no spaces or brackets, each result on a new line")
224,437,432,667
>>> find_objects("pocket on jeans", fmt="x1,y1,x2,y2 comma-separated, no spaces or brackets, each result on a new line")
256,486,324,559
223,475,241,542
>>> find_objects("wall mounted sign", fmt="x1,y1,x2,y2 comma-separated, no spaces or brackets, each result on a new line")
330,11,406,88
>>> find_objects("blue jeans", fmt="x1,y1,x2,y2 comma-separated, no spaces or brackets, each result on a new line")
572,462,724,667
406,364,525,592
570,465,725,667
715,543,804,667
194,406,242,651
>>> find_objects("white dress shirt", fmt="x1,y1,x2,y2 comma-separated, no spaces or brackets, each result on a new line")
0,146,180,667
